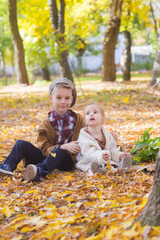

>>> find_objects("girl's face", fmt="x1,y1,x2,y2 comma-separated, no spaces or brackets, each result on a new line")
49,86,73,115
85,104,104,127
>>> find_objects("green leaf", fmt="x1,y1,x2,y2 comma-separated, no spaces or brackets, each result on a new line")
131,128,160,162
142,127,152,141
131,142,148,154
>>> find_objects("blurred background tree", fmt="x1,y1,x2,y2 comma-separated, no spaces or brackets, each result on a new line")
9,0,29,85
0,0,159,85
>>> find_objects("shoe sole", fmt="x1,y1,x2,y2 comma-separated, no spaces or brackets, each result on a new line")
91,162,106,175
118,155,132,169
0,169,14,176
23,164,37,181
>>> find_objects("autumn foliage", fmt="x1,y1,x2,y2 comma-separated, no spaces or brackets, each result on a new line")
0,79,160,239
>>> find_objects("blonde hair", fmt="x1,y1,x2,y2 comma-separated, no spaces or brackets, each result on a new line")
84,102,105,118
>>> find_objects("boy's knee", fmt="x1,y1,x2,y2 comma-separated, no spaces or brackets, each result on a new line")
15,140,29,148
51,147,68,158
16,139,26,145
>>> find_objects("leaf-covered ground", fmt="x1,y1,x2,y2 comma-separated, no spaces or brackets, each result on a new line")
0,79,160,239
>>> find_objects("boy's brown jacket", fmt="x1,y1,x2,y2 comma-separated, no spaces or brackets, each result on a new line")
36,112,84,164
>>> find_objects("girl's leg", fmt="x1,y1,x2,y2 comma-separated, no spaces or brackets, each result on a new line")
4,140,45,172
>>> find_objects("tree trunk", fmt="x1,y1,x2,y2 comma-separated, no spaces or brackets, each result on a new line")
59,50,73,81
122,30,131,81
77,56,82,75
102,0,123,82
48,0,73,82
149,0,159,87
1,53,8,85
41,66,51,81
134,150,160,226
8,0,29,85
149,50,160,86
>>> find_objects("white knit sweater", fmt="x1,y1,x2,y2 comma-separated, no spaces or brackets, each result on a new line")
76,126,123,173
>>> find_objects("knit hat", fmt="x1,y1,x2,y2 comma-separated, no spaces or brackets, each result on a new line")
49,78,77,107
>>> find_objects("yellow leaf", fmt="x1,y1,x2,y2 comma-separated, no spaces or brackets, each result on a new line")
104,226,121,238
107,161,111,170
85,233,104,240
152,226,160,232
29,216,41,224
123,96,130,103
10,216,26,225
97,191,102,198
22,180,28,183
2,206,12,218
46,211,60,219
25,189,38,194
39,210,44,216
122,220,133,229
11,236,23,240
65,197,74,202
150,227,160,237
21,226,34,233
123,229,139,237
65,176,74,181
50,152,56,157
141,197,148,208
41,229,62,238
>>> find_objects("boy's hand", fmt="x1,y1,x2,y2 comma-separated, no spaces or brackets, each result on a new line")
102,153,110,161
119,152,131,162
60,141,81,154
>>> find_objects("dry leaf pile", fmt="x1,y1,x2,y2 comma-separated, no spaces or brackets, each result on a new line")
0,80,160,239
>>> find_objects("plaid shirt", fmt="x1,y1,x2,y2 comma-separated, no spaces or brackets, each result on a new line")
49,109,77,145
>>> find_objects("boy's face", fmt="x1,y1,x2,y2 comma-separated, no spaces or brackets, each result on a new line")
85,104,104,127
50,86,73,115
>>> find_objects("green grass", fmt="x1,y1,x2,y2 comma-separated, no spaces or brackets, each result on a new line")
117,72,151,79
0,78,17,87
74,72,151,82
0,72,152,87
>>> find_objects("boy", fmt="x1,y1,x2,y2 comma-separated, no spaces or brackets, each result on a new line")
76,102,132,175
0,78,84,181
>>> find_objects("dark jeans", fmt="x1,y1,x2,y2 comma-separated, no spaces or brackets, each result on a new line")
4,140,74,176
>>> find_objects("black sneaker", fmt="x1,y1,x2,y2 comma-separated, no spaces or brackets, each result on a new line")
118,155,132,170
91,162,106,175
0,163,14,176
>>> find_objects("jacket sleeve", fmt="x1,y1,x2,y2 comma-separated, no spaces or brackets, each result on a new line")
108,134,123,164
78,141,110,165
36,119,58,157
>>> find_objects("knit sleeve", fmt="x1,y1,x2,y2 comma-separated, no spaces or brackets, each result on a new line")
108,133,123,164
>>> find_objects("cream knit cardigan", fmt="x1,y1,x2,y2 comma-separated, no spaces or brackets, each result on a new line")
76,126,123,172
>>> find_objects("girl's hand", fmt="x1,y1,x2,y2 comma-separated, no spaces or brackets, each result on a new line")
60,141,81,154
103,153,110,161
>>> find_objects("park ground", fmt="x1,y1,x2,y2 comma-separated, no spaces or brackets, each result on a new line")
0,73,160,239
